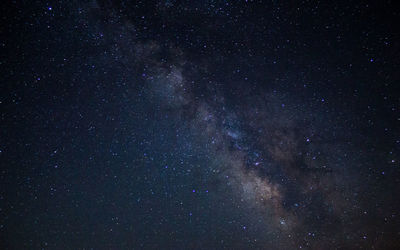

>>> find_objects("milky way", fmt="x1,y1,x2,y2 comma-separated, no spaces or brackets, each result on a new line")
2,1,399,249
142,45,348,247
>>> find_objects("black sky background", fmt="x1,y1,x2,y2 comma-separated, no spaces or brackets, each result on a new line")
1,0,400,249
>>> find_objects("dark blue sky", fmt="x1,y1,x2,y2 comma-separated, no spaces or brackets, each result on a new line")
1,0,399,249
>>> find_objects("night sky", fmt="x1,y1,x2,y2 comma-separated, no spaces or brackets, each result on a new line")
1,0,400,249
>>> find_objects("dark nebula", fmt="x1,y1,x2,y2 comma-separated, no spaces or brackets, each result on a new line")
1,0,400,249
